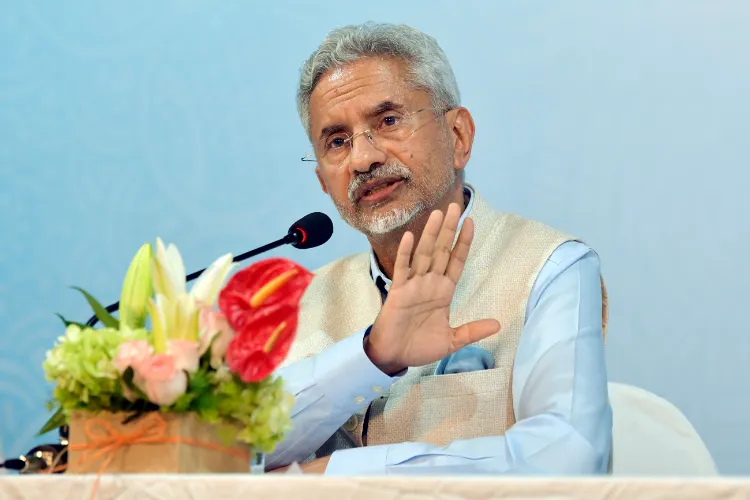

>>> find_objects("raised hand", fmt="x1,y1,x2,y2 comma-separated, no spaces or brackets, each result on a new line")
365,203,501,374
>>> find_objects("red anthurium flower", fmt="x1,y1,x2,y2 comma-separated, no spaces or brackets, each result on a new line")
219,258,313,381
225,304,300,382
219,258,313,332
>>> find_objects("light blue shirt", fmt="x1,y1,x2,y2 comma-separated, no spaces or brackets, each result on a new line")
267,187,612,475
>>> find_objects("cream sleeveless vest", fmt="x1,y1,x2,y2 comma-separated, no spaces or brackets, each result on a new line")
285,186,608,455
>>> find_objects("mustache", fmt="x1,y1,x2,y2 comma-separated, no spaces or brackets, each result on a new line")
347,163,412,203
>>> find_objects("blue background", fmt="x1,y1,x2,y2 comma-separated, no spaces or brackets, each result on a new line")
1,1,748,473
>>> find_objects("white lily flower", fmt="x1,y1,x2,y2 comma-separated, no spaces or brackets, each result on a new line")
152,238,186,301
191,253,234,305
147,294,170,353
147,239,234,352
174,294,200,341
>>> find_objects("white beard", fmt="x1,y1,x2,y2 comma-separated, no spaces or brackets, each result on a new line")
361,202,426,235
335,158,457,237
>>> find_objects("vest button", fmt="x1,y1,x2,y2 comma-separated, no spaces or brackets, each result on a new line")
343,415,358,431
372,385,382,393
354,396,366,405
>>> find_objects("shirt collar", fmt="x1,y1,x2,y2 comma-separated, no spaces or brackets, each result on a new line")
369,185,475,290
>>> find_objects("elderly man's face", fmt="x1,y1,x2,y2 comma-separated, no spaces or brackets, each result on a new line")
308,58,459,236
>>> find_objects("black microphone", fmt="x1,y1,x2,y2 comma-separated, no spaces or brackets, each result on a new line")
0,444,67,474
0,457,47,474
84,212,333,327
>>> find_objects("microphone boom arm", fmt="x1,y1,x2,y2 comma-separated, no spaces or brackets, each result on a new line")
187,234,295,282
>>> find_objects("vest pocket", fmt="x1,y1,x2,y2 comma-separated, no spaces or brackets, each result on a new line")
366,366,515,448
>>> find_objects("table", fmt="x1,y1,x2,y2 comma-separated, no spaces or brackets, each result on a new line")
1,475,749,499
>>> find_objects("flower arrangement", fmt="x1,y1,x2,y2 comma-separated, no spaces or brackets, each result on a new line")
40,238,313,463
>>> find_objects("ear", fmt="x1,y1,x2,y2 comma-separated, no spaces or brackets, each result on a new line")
315,165,329,194
447,107,475,174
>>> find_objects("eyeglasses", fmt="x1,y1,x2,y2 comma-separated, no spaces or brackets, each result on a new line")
301,107,447,169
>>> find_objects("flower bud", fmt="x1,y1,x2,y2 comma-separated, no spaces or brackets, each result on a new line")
119,243,153,329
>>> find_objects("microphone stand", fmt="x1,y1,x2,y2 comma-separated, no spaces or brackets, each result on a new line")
84,233,298,327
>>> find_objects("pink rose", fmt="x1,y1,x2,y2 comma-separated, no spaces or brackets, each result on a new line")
167,340,200,373
199,308,235,368
113,340,152,374
134,353,187,406
139,353,176,381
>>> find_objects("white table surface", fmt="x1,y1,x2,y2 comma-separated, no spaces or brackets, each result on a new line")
1,475,749,500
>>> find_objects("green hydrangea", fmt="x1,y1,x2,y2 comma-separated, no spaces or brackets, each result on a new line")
170,363,295,453
41,252,298,457
43,325,295,454
219,374,295,453
43,324,148,417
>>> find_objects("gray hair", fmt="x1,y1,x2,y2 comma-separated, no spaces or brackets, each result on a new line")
297,22,461,139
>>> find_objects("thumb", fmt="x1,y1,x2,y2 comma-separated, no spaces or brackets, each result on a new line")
451,319,501,352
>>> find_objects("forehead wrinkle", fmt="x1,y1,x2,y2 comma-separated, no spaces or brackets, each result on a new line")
319,70,379,100
310,59,413,138
319,78,399,118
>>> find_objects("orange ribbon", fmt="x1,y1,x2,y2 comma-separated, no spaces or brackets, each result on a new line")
47,413,251,499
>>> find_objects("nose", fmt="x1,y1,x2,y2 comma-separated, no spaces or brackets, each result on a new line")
348,130,387,174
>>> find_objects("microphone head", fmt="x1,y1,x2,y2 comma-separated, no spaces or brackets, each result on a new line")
288,212,333,249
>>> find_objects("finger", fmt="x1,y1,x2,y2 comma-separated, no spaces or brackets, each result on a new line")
391,231,414,288
428,203,461,276
451,319,501,352
445,216,475,284
410,209,444,276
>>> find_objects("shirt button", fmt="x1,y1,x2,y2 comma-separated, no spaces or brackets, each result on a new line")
354,396,366,405
372,385,382,393
343,415,358,431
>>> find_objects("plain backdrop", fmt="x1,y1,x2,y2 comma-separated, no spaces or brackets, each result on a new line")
1,1,748,473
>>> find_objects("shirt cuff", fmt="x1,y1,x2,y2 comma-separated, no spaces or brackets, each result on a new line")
325,444,390,476
311,326,399,415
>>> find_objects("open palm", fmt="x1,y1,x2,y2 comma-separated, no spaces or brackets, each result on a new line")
366,203,501,373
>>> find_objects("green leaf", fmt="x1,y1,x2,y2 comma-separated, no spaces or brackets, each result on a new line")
198,406,220,423
36,407,66,436
121,366,147,401
193,390,218,413
172,392,197,412
71,286,119,329
54,313,86,329
122,366,135,388
188,369,212,393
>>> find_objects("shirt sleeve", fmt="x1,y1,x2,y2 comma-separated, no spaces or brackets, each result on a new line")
265,328,398,469
325,243,612,475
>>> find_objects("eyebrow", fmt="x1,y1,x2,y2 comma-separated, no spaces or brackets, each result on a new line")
367,100,404,118
318,100,406,140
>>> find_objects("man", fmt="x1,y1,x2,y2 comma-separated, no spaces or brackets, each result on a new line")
267,22,612,475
